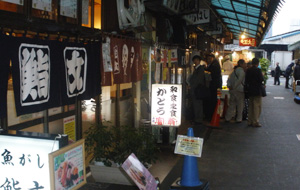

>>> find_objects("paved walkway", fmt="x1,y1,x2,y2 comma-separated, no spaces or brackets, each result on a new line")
161,77,300,190
80,77,300,190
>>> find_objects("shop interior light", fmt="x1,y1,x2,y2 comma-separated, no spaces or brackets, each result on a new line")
215,52,219,56
241,34,246,39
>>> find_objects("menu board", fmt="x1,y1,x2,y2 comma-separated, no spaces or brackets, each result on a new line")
49,139,86,190
60,0,77,18
32,0,52,11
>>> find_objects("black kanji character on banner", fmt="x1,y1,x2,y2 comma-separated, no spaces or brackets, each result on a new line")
1,149,14,165
29,181,44,190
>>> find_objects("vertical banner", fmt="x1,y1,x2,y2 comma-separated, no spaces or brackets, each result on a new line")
110,37,142,84
0,35,10,118
10,37,61,116
63,115,76,143
151,84,182,127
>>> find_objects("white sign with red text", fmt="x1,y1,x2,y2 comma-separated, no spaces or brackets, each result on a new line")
151,84,182,127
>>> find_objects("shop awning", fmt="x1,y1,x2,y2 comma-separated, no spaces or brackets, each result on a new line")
211,0,284,44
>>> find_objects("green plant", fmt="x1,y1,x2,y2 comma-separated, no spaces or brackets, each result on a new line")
259,58,270,85
85,124,159,167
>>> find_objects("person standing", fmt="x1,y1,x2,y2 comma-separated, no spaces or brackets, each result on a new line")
245,58,264,127
187,55,208,124
274,62,281,85
225,59,247,123
293,59,300,81
285,62,295,89
222,55,234,75
204,53,222,121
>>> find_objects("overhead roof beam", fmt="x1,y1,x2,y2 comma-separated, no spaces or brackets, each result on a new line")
231,0,267,11
223,21,258,33
211,5,267,23
221,16,263,29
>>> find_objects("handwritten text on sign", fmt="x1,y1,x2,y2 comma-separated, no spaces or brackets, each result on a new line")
151,84,182,127
174,135,203,157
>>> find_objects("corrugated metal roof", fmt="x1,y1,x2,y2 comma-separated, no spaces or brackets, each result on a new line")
211,0,284,44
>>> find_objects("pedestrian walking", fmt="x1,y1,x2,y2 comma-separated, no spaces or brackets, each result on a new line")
274,62,281,85
293,59,300,81
244,58,264,127
225,59,247,123
285,62,294,89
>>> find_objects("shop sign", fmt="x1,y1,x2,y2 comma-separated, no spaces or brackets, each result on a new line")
0,135,59,189
60,0,77,18
174,135,203,157
151,84,182,127
239,38,256,47
183,9,210,25
207,23,223,35
49,139,86,190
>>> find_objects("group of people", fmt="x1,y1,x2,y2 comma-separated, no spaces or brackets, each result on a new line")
274,59,300,89
188,53,221,124
188,54,265,128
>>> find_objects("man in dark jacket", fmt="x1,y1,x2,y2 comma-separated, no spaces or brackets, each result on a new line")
187,55,207,124
204,53,222,121
285,62,294,88
245,58,264,127
293,59,300,81
274,62,281,85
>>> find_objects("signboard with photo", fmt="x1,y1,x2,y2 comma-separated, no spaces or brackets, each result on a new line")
151,84,182,127
122,153,157,190
49,139,86,190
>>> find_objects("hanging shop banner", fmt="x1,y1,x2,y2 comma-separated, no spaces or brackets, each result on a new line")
0,134,59,189
9,36,101,116
122,153,157,190
110,37,142,84
174,135,203,157
2,0,23,5
131,41,143,82
0,35,10,118
183,9,210,25
49,139,86,190
60,0,77,18
61,41,101,104
162,0,180,14
102,37,113,72
10,37,62,116
239,38,256,47
151,84,182,127
32,0,52,12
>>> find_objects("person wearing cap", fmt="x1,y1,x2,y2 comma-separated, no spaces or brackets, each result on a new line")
204,53,222,121
187,55,208,124
222,55,234,75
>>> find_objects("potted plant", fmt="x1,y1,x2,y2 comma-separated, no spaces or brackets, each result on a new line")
259,58,270,85
84,124,159,185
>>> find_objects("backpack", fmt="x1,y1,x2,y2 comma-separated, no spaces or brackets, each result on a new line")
227,70,237,89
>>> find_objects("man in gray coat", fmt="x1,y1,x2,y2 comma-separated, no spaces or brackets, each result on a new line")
188,55,210,124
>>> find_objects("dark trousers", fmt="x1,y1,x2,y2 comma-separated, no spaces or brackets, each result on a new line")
285,76,290,88
204,88,217,121
274,76,280,85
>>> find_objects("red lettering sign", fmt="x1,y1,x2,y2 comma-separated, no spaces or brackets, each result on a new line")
239,38,256,47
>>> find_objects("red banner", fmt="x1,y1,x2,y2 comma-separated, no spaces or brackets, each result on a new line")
239,38,256,47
